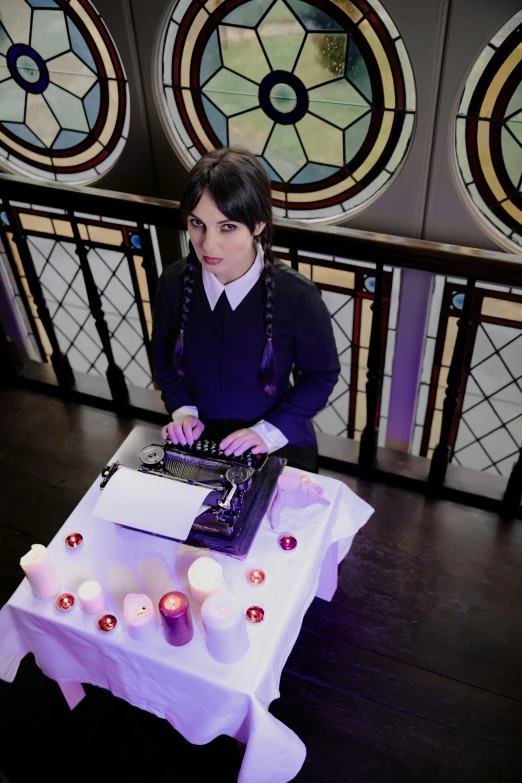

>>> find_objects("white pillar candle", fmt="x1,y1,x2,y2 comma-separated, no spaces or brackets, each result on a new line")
187,556,224,603
123,593,158,642
78,580,106,615
20,544,60,600
201,591,250,664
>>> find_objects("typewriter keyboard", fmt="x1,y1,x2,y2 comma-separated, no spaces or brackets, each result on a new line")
166,437,266,468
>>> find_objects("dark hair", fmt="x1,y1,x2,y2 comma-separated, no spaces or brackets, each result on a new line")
174,146,276,395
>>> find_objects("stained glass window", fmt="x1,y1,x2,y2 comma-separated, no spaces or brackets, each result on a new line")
0,0,129,183
272,247,399,443
454,10,522,252
0,204,158,389
156,0,416,222
413,276,522,477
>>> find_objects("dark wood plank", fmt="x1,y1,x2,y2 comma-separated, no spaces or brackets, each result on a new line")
2,388,522,783
271,672,522,783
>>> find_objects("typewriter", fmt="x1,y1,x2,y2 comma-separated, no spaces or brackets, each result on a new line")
100,436,286,559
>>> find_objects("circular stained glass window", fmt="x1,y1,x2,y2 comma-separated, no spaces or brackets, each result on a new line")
0,0,130,184
454,11,522,252
155,0,416,222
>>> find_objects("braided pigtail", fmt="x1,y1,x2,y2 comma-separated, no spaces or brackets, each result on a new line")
172,246,197,376
259,229,276,395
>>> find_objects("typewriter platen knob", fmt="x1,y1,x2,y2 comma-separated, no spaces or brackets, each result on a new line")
226,465,255,486
139,445,165,467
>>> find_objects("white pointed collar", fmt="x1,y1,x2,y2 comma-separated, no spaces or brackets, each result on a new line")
201,245,263,311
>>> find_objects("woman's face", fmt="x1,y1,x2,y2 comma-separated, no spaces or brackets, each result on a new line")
187,191,266,284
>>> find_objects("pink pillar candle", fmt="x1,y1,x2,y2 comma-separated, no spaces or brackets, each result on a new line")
158,591,193,647
77,580,106,615
201,591,249,664
20,544,60,600
123,594,158,642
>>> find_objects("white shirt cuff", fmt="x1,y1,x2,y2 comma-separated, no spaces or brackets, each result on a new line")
250,420,289,453
171,406,199,421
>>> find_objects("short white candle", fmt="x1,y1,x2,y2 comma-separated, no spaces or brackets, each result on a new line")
20,544,60,600
123,593,158,642
201,591,249,664
187,557,224,603
77,580,106,615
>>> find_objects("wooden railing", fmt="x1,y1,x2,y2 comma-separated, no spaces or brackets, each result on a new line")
1,172,522,517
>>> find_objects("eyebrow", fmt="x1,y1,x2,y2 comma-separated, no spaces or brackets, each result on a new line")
189,213,236,225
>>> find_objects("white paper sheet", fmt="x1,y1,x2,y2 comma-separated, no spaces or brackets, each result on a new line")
91,467,210,541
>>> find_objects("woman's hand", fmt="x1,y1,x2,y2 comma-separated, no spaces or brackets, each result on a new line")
161,416,205,446
220,429,268,457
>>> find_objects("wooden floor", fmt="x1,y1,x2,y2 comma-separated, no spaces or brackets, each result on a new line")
1,387,521,783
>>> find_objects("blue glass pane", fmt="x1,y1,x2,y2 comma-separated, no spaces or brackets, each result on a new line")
2,122,45,148
346,39,371,102
52,129,89,149
0,211,10,225
202,94,228,146
83,82,101,130
364,276,375,293
344,111,371,164
452,293,464,310
257,155,282,183
26,0,60,7
66,17,98,74
223,0,274,27
200,30,221,86
287,0,343,31
130,234,142,250
290,162,340,184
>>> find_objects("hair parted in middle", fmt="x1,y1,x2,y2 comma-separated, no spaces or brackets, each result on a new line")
175,146,276,395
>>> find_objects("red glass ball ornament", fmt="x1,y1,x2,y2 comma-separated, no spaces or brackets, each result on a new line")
97,614,117,632
246,606,265,624
246,568,266,586
278,534,297,551
65,533,83,548
55,593,75,611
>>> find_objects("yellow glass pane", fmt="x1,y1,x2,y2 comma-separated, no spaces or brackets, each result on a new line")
181,7,214,88
358,346,368,391
52,219,74,238
480,46,522,118
87,225,122,245
435,384,446,411
294,34,347,89
296,113,343,166
360,298,372,348
6,233,23,276
20,213,54,233
281,259,291,267
219,25,270,83
133,256,149,303
313,266,355,288
229,109,274,154
482,297,522,321
298,262,311,278
355,390,366,431
441,316,458,367
359,20,394,109
77,223,89,240
352,110,394,181
429,409,443,450
258,0,305,72
330,0,362,23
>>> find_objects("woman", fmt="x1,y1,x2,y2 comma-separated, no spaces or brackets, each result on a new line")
150,147,340,473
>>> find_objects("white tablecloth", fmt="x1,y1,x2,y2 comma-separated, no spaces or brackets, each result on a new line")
0,427,373,783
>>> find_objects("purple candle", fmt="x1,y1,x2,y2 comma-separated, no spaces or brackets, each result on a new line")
158,591,193,647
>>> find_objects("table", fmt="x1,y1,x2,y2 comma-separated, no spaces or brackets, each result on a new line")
0,426,373,783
